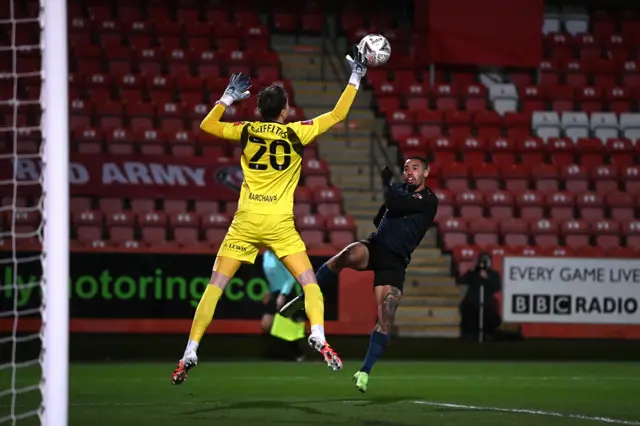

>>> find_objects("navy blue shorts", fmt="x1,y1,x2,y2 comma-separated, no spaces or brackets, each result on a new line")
360,239,407,292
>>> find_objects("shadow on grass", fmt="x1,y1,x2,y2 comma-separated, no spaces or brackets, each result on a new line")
178,396,431,425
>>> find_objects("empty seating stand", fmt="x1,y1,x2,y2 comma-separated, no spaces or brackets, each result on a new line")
0,0,357,252
345,3,640,269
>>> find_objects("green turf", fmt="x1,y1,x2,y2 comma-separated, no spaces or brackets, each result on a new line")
2,361,640,426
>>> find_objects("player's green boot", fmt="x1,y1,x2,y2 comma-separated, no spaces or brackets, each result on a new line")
353,371,369,393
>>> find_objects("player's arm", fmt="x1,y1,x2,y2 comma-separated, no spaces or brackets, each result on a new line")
313,45,367,135
200,104,244,141
384,185,438,216
373,203,386,227
200,73,252,141
289,45,368,144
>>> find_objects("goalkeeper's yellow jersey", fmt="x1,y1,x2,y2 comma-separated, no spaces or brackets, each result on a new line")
200,85,358,216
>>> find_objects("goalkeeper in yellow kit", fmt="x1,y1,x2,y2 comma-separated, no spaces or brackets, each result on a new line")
171,46,368,385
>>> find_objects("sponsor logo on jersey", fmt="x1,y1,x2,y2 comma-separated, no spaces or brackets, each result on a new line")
215,165,243,192
412,193,423,199
233,121,245,126
301,120,313,125
249,192,278,203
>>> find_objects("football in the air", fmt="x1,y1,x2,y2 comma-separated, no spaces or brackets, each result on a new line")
357,34,391,67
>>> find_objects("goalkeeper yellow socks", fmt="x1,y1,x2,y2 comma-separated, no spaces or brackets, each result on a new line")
186,285,223,352
303,283,324,330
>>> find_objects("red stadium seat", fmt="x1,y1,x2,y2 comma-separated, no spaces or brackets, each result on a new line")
169,130,197,157
70,197,92,214
576,192,605,221
592,219,621,251
607,246,638,258
560,218,590,250
138,212,168,245
606,139,634,167
296,214,326,247
137,129,166,155
489,138,516,167
531,163,559,193
326,214,356,247
606,191,635,222
442,163,468,191
531,218,560,248
302,158,330,189
455,189,484,219
433,188,454,222
440,217,468,250
625,220,640,251
131,198,155,214
485,190,515,220
170,212,200,247
106,212,136,244
471,163,500,191
501,164,530,192
469,218,499,247
561,164,589,192
546,191,575,221
294,187,313,216
547,137,575,167
105,128,135,155
201,212,231,246
74,211,103,243
574,245,606,257
164,200,188,214
516,190,544,220
73,128,103,154
313,187,342,216
623,165,640,196
500,218,530,247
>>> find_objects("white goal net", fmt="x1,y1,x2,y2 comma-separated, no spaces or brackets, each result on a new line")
0,0,69,425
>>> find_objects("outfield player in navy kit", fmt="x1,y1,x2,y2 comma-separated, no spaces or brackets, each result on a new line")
280,156,438,392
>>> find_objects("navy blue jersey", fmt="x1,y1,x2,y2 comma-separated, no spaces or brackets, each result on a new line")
369,182,438,264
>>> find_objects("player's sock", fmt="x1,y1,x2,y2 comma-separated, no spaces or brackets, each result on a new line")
316,263,338,288
187,284,223,347
303,283,324,333
360,331,389,374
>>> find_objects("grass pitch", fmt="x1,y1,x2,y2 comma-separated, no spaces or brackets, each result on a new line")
2,361,640,426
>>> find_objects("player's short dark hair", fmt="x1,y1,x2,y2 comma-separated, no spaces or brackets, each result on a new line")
257,85,288,121
406,156,429,170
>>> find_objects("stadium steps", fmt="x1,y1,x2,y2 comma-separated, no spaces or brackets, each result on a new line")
396,325,461,338
395,305,461,330
272,33,460,338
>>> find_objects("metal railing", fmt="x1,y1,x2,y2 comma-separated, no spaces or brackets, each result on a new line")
319,19,398,192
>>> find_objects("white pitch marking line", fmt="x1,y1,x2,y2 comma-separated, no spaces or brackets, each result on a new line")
412,400,640,425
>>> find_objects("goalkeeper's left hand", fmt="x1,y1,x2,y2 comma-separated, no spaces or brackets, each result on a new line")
346,44,368,89
219,72,252,107
380,165,394,186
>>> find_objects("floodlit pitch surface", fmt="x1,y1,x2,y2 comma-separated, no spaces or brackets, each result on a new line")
2,361,640,425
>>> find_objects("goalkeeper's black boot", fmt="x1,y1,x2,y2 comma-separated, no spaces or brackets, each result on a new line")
279,294,305,318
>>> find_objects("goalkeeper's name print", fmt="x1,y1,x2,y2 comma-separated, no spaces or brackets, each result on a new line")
501,256,640,325
4,155,242,201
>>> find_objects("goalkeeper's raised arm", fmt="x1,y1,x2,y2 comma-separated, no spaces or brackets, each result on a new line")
287,45,369,145
199,72,252,141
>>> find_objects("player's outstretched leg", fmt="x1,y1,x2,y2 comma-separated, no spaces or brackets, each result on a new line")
281,251,343,371
171,256,241,385
354,285,401,393
279,242,370,318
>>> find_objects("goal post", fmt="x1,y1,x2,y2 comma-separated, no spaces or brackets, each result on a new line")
41,0,70,425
